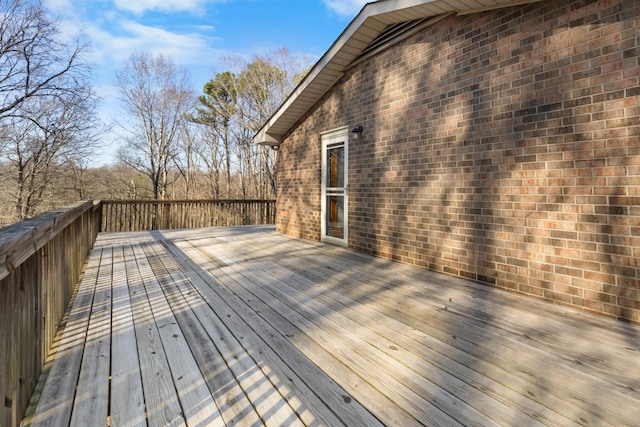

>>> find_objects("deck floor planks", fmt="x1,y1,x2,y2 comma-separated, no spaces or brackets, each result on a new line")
141,240,306,427
142,244,282,424
69,247,112,427
196,233,578,426
216,235,550,414
260,236,633,426
173,239,403,426
327,245,640,396
109,245,146,426
131,242,222,427
202,228,637,426
197,236,491,427
166,238,388,427
157,237,363,427
123,243,185,427
28,246,103,427
218,239,570,427
150,242,270,427
310,256,640,425
24,226,640,427
183,239,427,426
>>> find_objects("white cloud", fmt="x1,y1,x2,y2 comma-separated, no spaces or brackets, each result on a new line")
110,21,217,63
112,0,209,14
195,25,216,32
40,0,333,164
322,0,370,17
46,8,220,78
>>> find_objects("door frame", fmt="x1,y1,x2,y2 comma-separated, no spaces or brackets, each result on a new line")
320,126,349,246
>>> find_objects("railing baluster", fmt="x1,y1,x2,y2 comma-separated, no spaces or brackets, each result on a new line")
97,200,276,232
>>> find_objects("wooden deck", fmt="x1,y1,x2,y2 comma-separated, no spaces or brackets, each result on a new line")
23,226,640,427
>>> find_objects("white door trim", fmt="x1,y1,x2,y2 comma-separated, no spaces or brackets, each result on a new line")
321,126,348,246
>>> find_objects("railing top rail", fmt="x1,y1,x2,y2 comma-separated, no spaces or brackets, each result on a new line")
99,199,275,204
0,200,94,281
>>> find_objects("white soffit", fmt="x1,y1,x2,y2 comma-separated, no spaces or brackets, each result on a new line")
253,0,542,146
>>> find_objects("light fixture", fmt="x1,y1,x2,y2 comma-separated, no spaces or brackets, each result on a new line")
270,145,279,151
351,124,363,139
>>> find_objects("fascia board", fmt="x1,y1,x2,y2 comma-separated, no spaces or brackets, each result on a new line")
252,0,539,145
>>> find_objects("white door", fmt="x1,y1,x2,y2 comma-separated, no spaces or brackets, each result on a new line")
321,127,348,246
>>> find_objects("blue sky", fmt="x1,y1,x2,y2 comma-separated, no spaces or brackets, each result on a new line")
43,0,370,164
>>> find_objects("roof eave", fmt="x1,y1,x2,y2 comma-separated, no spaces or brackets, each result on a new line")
254,128,281,146
253,1,388,145
253,0,542,146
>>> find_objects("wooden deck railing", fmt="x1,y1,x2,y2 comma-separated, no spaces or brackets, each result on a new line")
98,199,276,232
0,198,275,426
0,201,99,427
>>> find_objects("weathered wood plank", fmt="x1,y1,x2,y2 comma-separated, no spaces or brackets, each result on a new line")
123,243,185,427
249,234,636,427
320,245,640,390
176,238,422,427
109,245,146,427
140,239,303,427
140,241,264,426
199,236,489,427
0,262,17,426
198,228,640,426
0,201,93,282
23,226,640,427
232,238,580,426
69,247,112,426
131,242,222,427
159,238,368,427
1,201,98,427
223,244,560,426
168,239,388,427
28,247,102,427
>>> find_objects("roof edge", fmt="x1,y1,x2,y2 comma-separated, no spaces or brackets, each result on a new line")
253,0,541,146
254,128,281,146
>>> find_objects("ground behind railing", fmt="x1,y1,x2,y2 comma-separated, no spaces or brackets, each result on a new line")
0,199,275,427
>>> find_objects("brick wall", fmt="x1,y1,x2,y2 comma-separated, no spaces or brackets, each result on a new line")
276,0,640,322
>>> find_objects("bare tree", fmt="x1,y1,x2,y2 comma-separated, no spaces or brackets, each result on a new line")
0,0,89,120
115,52,194,199
98,163,152,199
173,120,203,198
0,0,100,221
235,55,292,198
190,71,237,197
2,90,100,219
196,124,224,198
191,49,312,199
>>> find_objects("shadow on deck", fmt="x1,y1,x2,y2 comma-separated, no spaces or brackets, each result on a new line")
22,226,640,426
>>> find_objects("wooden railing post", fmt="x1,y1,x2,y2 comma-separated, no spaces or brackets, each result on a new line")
94,200,103,234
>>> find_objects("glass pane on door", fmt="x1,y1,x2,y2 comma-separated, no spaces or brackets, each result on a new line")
326,145,344,188
325,142,345,239
326,194,344,238
321,129,348,245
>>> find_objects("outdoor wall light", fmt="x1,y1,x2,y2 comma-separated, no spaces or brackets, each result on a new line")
351,124,363,139
270,145,279,151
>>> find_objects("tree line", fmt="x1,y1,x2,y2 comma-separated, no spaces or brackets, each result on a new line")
0,0,311,226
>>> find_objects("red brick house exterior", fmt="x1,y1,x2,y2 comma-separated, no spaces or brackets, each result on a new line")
255,0,640,322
